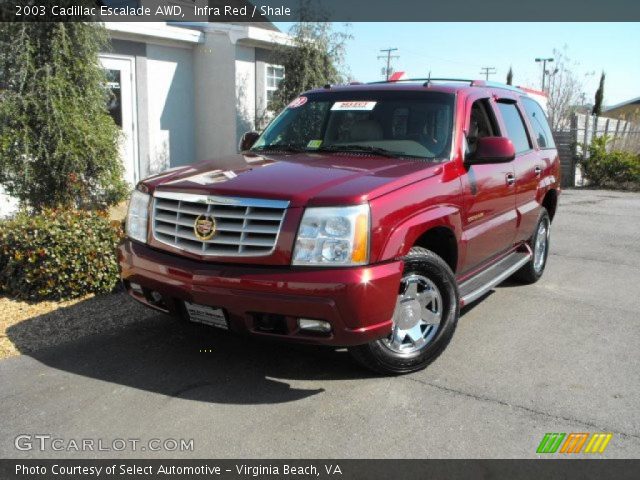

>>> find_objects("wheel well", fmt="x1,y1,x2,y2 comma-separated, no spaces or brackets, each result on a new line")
542,189,558,222
413,227,458,273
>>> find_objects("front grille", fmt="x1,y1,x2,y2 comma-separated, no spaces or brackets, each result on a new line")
151,191,289,257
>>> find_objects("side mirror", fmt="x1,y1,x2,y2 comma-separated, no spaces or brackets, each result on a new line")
239,131,260,152
467,137,515,164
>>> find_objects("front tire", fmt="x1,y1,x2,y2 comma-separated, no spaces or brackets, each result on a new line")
349,247,459,375
513,208,551,284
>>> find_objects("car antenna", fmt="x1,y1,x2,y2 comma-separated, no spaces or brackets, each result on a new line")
424,71,432,87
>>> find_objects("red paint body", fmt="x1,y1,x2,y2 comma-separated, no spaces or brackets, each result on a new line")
119,82,560,346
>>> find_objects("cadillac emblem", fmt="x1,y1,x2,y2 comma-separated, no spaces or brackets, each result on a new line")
194,214,216,241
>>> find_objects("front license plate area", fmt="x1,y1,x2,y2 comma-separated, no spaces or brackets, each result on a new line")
184,301,228,330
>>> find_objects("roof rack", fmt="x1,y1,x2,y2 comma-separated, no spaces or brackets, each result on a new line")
368,78,486,87
363,78,528,95
483,81,524,93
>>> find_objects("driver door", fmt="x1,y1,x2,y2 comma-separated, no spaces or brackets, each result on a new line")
460,96,517,273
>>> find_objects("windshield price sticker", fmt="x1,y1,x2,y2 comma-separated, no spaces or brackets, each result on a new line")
331,101,377,111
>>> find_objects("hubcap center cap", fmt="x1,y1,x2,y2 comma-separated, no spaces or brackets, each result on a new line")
396,300,422,330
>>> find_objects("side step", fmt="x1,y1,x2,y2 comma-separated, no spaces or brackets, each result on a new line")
458,249,532,306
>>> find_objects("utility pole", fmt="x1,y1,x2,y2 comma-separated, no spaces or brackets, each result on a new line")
378,48,399,80
479,66,496,80
535,57,554,91
546,66,559,94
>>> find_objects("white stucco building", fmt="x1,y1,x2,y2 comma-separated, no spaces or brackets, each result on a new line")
102,22,289,186
1,22,289,218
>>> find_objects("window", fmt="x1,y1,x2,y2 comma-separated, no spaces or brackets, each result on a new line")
104,69,122,128
496,102,532,154
252,91,455,160
467,99,499,156
265,64,285,106
522,98,556,149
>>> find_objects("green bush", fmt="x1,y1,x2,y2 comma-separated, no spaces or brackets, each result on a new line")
0,21,128,210
582,136,640,190
0,210,123,300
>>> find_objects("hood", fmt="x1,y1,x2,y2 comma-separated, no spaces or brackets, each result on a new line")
142,153,444,207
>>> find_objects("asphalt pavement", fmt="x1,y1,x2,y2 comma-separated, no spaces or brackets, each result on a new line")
1,189,639,459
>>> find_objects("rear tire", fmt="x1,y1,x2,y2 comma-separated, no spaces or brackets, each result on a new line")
349,247,459,375
513,208,551,284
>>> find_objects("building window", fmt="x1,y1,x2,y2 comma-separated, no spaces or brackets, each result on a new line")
266,64,285,107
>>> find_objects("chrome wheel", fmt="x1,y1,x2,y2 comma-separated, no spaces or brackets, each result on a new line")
533,218,549,273
382,274,442,355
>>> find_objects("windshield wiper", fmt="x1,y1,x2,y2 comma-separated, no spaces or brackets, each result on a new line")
311,144,427,159
251,144,305,153
316,144,398,157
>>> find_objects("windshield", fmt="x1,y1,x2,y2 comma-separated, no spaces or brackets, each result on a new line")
252,90,455,161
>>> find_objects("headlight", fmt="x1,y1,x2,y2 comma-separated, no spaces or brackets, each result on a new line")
293,205,370,266
125,190,150,243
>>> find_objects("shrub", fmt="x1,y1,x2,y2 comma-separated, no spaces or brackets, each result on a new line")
0,209,123,300
581,136,640,190
0,20,128,210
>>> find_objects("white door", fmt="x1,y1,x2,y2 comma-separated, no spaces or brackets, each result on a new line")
100,55,138,186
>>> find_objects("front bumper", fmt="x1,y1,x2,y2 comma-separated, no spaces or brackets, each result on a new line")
118,240,402,346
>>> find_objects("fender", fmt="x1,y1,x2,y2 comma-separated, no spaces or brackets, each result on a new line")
536,151,560,204
378,204,463,262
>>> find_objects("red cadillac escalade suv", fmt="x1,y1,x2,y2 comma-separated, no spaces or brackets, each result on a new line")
119,79,560,374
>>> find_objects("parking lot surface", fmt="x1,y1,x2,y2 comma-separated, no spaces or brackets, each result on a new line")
1,189,639,458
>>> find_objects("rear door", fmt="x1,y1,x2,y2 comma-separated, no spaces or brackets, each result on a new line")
518,97,558,241
459,95,517,273
494,99,539,244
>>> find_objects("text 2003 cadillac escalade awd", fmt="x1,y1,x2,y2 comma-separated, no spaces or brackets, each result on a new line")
119,79,560,374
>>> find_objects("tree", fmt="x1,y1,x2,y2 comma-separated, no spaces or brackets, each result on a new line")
268,21,351,114
592,71,605,116
546,48,589,131
506,67,513,85
0,19,127,211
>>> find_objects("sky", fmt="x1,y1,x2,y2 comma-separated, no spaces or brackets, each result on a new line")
274,22,640,106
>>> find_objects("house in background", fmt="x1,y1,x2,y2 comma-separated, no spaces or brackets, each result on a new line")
102,22,289,186
0,22,288,218
602,96,640,122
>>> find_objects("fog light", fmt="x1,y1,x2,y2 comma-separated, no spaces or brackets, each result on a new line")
150,291,162,302
130,282,143,295
298,318,332,333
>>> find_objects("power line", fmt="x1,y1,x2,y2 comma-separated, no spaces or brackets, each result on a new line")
479,66,497,80
378,48,399,80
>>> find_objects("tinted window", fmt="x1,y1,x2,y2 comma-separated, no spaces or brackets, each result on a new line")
497,102,531,154
522,98,556,149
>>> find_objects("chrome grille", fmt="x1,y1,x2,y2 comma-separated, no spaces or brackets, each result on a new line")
152,191,289,257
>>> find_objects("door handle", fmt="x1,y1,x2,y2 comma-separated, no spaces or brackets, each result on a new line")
534,166,542,176
506,173,516,186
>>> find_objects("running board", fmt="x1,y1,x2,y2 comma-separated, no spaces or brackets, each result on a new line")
458,249,532,306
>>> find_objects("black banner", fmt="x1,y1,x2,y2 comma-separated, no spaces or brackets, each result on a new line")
2,459,640,480
3,0,640,22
